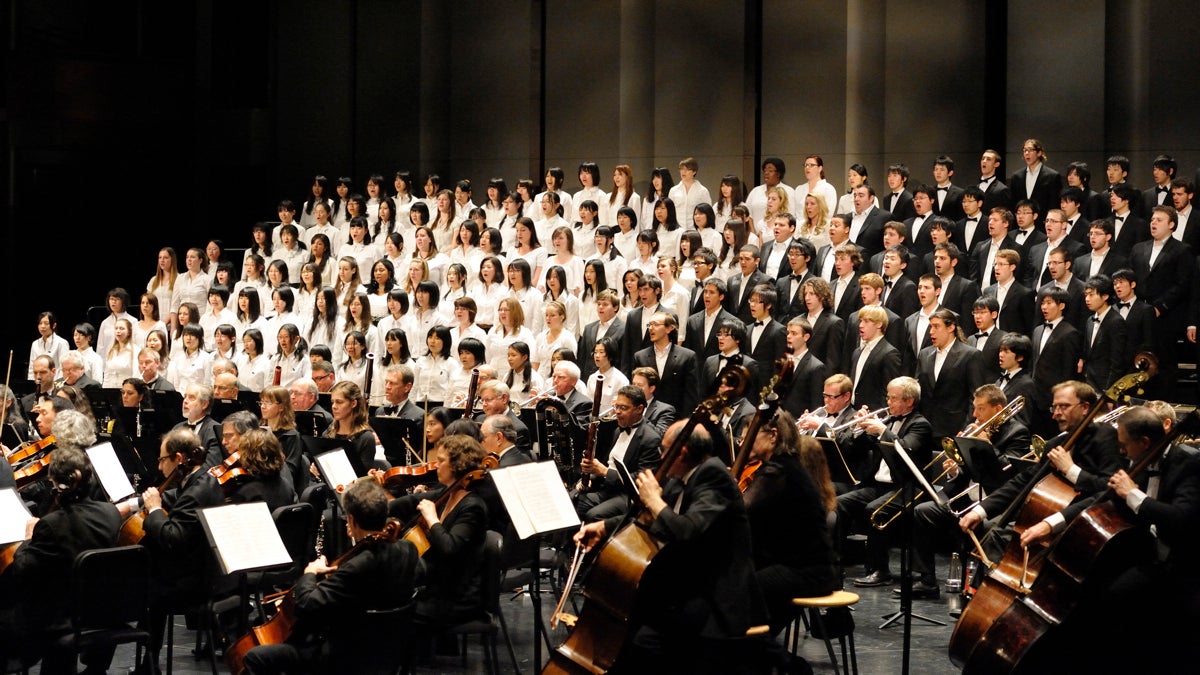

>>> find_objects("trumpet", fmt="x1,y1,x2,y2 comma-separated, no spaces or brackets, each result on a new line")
596,405,617,422
827,407,889,433
870,442,965,530
521,389,562,407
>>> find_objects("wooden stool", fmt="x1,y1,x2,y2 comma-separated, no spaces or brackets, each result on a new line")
791,590,860,675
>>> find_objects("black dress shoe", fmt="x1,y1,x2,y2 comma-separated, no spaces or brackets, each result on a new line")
891,580,941,599
852,570,894,587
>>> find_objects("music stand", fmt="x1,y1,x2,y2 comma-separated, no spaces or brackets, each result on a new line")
150,391,185,429
294,410,332,437
950,437,1010,490
370,417,420,467
210,398,247,423
874,440,945,675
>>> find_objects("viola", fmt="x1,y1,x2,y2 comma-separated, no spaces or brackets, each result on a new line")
119,443,207,546
379,462,439,491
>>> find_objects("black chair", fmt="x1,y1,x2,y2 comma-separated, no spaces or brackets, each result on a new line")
440,530,519,674
256,502,316,594
53,545,152,671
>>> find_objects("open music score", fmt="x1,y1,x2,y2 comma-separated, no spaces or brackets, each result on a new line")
315,449,360,502
0,488,32,545
198,502,292,575
490,461,580,540
86,441,137,502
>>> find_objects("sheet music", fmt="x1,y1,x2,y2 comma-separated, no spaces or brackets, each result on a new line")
86,442,136,502
0,488,32,545
198,502,292,574
315,449,359,493
490,461,581,540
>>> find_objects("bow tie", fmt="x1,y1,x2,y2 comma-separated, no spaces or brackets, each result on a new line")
974,331,989,340
884,414,907,425
1115,216,1126,223
752,321,765,328
1157,186,1170,193
937,186,949,192
1116,302,1130,310
1091,315,1101,323
884,280,894,289
1044,322,1055,330
619,426,634,435
981,177,993,184
966,216,978,222
998,373,1011,383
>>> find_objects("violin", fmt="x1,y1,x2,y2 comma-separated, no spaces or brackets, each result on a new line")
371,462,440,492
208,451,251,492
7,435,55,466
13,450,54,489
226,518,404,675
399,452,496,556
119,443,207,545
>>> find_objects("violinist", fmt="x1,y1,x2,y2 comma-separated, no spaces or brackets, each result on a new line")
959,380,1121,554
573,421,765,674
0,443,122,674
0,385,30,449
388,435,488,635
573,385,663,521
176,383,223,468
125,427,223,673
241,479,419,675
14,397,75,513
742,411,838,635
225,427,297,511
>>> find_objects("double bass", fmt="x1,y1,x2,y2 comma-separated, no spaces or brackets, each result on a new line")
543,365,750,674
949,354,1156,669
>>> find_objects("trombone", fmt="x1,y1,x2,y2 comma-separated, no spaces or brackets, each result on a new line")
870,396,1025,530
1094,404,1128,426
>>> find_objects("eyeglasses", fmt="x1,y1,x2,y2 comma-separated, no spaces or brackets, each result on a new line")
1050,402,1082,412
822,392,847,399
156,456,171,464
612,403,634,412
647,321,666,328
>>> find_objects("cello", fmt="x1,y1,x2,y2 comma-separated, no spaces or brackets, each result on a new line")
542,365,750,675
966,408,1200,673
731,358,791,492
949,355,1156,668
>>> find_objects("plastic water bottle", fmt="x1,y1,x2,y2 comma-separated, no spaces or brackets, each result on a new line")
947,553,963,592
964,559,979,594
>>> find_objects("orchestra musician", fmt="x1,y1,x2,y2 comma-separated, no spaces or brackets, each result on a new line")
630,367,676,436
176,383,223,468
289,377,333,433
839,376,933,588
473,381,532,458
372,364,425,422
548,361,593,427
388,435,489,642
259,385,310,495
910,385,1030,598
0,440,122,674
958,380,1121,556
21,355,57,417
573,420,766,674
225,427,298,511
138,348,176,392
797,373,863,494
572,385,663,521
742,411,838,635
325,382,379,471
241,479,419,675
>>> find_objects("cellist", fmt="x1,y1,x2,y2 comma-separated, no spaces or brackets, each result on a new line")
573,420,766,674
958,380,1122,559
241,479,419,674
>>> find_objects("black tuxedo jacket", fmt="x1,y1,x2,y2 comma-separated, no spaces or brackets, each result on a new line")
902,310,937,376
831,274,863,322
1031,321,1082,408
643,399,677,435
748,319,788,367
1130,445,1200,568
1009,165,1063,215
982,280,1036,338
1120,299,1156,354
1073,250,1129,281
593,421,664,496
683,308,735,368
882,275,920,319
619,305,661,372
1132,236,1193,329
969,236,1018,286
843,306,904,377
578,316,626,383
1009,227,1046,262
934,184,965,221
848,339,901,411
917,341,986,439
1090,184,1144,224
980,177,1013,213
634,343,699,414
954,215,990,262
862,411,935,482
883,190,915,221
903,213,938,258
997,369,1036,427
727,270,771,323
868,250,922,282
968,328,1008,382
758,238,798,279
940,275,981,323
1082,310,1128,392
773,272,813,323
1143,185,1173,220
1111,213,1150,258
852,206,893,260
1063,215,1091,245
702,352,759,402
780,351,826,418
807,311,846,376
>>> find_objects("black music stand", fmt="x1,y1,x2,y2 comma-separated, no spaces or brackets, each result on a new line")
874,440,944,675
149,391,185,429
371,417,420,467
951,437,1010,491
294,409,332,437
